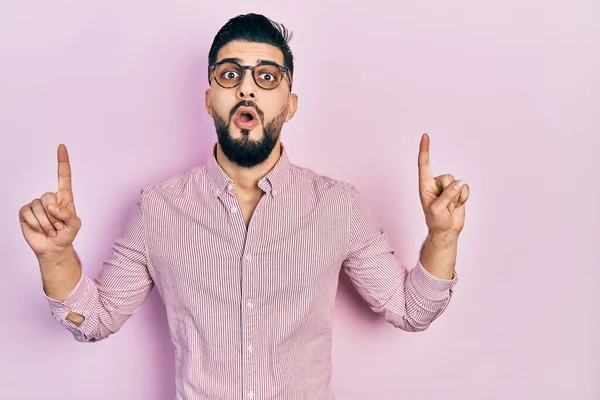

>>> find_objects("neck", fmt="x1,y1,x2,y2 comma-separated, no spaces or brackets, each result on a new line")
214,141,282,193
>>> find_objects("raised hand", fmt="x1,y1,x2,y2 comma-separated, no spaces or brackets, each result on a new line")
19,144,82,257
418,133,470,236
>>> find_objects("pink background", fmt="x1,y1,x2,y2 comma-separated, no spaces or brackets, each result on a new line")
1,1,598,399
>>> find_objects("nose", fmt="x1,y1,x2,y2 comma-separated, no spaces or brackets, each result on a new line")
236,70,257,100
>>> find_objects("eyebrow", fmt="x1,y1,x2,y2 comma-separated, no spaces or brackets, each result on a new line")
216,57,282,67
218,57,243,64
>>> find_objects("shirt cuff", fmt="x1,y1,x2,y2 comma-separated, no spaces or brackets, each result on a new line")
409,260,459,302
45,273,94,341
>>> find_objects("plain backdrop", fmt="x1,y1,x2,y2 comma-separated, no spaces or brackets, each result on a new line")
1,1,598,399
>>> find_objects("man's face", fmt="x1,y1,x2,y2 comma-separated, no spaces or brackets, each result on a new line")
205,40,298,168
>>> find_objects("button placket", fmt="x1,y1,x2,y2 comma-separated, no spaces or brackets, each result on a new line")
240,197,267,397
217,188,244,232
242,248,259,398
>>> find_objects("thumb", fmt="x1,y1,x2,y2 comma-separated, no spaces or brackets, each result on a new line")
432,180,464,212
47,203,80,230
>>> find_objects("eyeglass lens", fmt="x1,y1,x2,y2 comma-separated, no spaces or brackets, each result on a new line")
214,62,283,89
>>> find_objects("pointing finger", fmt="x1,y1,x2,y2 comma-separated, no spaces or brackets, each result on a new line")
57,144,72,193
418,133,434,184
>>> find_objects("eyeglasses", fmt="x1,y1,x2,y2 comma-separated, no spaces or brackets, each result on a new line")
208,59,292,91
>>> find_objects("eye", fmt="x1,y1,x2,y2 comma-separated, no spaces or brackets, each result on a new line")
221,70,240,80
259,73,275,82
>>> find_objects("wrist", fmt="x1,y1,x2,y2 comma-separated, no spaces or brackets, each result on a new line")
426,231,459,250
37,245,76,267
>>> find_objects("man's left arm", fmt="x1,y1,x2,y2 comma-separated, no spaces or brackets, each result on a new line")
341,133,470,332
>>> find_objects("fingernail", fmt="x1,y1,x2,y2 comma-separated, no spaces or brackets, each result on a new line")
49,230,57,237
449,203,456,213
49,204,58,212
453,180,464,190
54,222,63,230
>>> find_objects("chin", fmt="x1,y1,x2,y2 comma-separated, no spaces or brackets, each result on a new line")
232,125,262,140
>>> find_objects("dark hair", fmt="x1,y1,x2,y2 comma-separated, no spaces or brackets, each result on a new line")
208,13,294,82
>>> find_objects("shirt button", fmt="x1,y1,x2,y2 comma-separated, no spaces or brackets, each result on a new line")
227,183,234,191
248,390,254,399
230,207,238,213
272,189,278,196
214,189,221,197
244,253,252,262
247,344,253,354
246,301,254,309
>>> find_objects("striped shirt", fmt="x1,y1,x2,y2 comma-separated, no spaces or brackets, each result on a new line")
45,143,458,399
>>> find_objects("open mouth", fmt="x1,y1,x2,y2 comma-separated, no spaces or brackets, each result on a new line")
240,112,254,122
233,107,260,129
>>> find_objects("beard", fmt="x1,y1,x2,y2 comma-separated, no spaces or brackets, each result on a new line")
212,100,288,169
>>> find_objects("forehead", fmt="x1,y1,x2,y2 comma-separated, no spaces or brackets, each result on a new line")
216,40,284,66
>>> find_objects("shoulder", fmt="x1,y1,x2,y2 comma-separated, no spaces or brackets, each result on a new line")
139,166,209,201
288,163,360,200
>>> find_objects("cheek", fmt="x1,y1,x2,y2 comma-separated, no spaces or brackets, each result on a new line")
210,102,234,121
262,94,290,120
209,91,237,117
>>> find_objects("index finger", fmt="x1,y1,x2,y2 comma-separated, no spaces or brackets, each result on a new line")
57,144,72,192
418,133,434,183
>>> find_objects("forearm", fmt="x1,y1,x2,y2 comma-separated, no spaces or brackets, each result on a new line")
38,246,85,326
419,232,458,280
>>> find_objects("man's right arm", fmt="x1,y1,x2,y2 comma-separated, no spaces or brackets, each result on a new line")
20,144,154,342
42,198,155,343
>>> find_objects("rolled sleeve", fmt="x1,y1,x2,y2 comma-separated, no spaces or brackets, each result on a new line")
409,260,458,302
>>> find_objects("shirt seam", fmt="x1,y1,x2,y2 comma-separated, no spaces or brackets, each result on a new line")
140,188,151,272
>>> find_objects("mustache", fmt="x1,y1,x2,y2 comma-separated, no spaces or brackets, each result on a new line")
229,100,264,121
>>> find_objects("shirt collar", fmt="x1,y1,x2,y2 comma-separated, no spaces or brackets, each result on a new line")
206,142,290,198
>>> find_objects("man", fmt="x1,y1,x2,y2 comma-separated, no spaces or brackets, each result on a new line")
19,13,470,400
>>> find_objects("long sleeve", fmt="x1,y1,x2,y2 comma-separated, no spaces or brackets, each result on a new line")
44,192,154,342
341,185,458,332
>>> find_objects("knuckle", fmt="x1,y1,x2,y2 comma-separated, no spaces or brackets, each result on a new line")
438,174,454,186
41,193,57,205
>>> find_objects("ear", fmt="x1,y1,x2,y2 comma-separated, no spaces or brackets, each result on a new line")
285,93,298,122
205,88,213,117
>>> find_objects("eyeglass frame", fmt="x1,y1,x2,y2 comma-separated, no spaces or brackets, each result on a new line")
208,58,293,91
